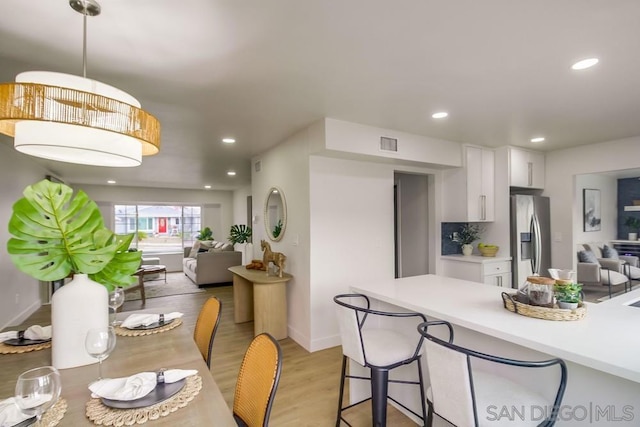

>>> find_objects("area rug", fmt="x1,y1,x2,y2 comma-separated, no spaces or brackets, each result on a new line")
592,283,640,303
125,272,204,301
581,283,640,303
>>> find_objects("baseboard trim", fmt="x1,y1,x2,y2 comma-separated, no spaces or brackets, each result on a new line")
3,300,41,329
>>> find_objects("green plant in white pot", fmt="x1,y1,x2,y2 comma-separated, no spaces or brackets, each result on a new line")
7,179,141,369
229,224,253,264
450,223,483,256
228,224,252,245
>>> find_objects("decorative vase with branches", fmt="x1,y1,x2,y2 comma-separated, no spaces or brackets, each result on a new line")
450,223,483,255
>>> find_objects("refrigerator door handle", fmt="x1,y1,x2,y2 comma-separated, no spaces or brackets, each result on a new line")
531,214,542,275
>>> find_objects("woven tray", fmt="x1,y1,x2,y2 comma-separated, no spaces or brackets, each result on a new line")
501,292,586,321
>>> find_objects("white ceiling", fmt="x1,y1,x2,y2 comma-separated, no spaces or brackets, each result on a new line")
2,0,640,190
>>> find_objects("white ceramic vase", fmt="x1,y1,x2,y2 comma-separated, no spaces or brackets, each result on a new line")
245,242,254,264
629,233,638,241
51,274,109,369
235,242,247,264
462,244,473,256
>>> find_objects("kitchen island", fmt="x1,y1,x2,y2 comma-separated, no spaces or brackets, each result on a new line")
350,274,640,426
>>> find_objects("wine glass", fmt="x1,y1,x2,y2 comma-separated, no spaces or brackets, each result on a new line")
108,287,125,326
14,366,61,422
85,326,116,381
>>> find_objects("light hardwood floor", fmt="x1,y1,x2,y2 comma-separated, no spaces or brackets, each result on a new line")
21,276,420,426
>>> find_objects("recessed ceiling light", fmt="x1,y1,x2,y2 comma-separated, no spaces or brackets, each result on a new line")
432,112,448,119
222,138,236,144
530,137,545,143
227,171,236,176
571,58,599,70
204,185,211,189
107,180,116,184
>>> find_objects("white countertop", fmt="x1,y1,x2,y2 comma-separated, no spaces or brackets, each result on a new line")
441,254,512,263
351,274,640,383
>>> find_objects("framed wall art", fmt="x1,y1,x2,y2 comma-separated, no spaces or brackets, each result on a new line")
583,188,601,232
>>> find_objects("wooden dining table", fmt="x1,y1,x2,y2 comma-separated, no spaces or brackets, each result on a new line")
0,309,236,426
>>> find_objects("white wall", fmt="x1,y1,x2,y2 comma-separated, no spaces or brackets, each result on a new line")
251,121,321,349
545,136,640,270
254,118,452,351
322,118,461,168
0,142,58,329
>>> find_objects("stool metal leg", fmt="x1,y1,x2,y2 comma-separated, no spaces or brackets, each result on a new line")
370,368,389,427
336,355,348,427
417,357,427,424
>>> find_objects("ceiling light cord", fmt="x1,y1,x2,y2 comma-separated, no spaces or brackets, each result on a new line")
82,10,87,79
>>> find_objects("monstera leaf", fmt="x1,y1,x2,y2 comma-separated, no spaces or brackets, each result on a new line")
7,179,141,289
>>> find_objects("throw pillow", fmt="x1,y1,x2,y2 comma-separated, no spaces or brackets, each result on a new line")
214,242,225,249
199,240,215,249
577,250,599,264
188,240,201,258
221,243,233,251
602,245,619,260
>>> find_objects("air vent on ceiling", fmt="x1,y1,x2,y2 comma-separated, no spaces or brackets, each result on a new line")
380,136,398,152
254,160,262,172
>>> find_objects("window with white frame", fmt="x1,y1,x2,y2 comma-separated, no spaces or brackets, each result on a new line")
114,204,202,254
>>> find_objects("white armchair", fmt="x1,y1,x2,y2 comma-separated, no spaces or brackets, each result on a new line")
577,244,630,298
583,242,640,281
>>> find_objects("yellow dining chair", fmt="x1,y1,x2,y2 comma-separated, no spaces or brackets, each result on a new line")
233,333,283,427
193,296,222,368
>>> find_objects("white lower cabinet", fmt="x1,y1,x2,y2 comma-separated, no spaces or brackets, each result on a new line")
441,256,512,288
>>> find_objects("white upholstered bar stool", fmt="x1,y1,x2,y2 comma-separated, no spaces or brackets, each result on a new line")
334,293,427,427
417,320,567,427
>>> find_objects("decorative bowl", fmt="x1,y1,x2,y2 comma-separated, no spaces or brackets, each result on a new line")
478,245,499,257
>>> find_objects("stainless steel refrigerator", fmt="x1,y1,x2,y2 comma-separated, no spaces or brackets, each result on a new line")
510,195,551,289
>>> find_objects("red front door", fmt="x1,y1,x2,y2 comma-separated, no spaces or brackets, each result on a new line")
158,218,167,233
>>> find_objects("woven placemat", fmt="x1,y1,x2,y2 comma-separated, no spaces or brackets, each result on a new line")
37,397,68,427
86,374,202,426
0,340,51,354
114,318,182,337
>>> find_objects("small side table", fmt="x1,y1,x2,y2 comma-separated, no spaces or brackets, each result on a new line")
128,265,168,305
228,265,293,340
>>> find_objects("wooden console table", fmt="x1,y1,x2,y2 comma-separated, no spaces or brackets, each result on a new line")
228,265,293,340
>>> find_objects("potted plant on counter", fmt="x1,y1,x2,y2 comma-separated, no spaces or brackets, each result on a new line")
625,216,640,241
450,223,483,256
554,282,583,309
229,224,253,264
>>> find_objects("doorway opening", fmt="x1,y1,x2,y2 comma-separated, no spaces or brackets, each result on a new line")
394,172,432,278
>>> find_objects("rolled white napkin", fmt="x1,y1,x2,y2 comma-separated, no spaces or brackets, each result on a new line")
0,325,52,343
89,369,197,401
0,397,31,427
121,312,183,329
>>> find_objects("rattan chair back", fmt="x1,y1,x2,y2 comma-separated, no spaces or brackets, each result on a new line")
233,333,283,427
193,296,221,368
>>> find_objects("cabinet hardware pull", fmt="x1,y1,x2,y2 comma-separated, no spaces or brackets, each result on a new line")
528,162,533,187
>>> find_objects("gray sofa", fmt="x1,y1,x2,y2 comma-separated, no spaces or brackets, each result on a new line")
183,246,242,286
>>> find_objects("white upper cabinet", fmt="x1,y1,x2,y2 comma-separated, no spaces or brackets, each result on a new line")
509,147,545,189
443,145,495,222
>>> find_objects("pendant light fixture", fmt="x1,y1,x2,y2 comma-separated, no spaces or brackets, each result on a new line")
0,0,160,167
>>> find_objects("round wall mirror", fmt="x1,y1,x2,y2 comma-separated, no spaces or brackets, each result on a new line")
264,187,287,241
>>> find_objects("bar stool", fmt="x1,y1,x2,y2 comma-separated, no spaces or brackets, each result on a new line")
333,293,427,427
417,320,567,427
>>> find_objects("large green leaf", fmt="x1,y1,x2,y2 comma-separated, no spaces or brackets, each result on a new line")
90,231,141,290
6,180,138,286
